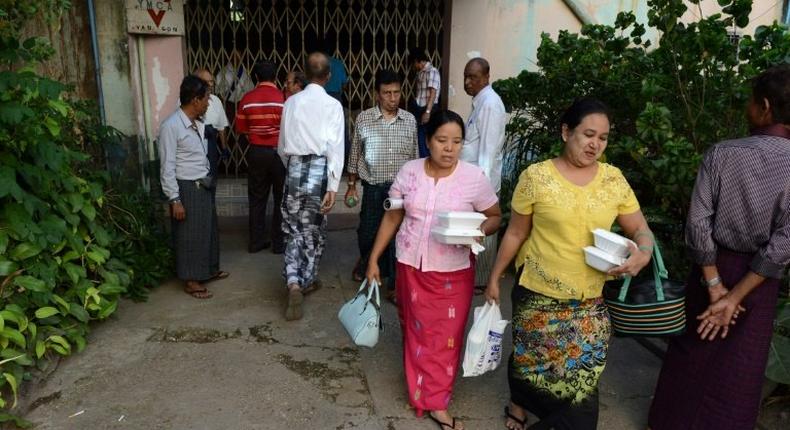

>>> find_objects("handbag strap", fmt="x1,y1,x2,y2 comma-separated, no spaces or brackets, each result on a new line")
364,279,380,308
617,241,669,302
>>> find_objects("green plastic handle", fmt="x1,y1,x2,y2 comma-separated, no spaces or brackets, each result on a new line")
616,241,668,302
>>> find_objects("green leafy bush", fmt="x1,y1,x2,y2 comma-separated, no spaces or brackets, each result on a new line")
494,0,790,277
0,1,171,417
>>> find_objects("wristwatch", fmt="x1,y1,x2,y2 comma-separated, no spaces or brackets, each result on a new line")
703,276,722,288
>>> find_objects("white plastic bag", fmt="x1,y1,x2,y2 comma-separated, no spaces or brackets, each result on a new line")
462,301,509,377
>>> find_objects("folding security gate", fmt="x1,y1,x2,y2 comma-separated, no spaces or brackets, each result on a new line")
184,0,447,176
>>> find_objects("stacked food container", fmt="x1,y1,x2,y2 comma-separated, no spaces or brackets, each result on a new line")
431,212,486,245
583,229,635,272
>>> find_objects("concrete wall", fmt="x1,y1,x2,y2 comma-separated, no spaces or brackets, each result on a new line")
446,0,653,116
446,0,784,117
682,0,784,36
447,0,588,116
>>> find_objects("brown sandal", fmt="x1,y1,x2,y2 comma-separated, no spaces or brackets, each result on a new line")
504,405,527,430
205,271,230,283
184,282,213,299
302,279,323,296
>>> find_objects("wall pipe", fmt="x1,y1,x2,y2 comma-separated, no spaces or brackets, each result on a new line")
87,0,106,125
562,0,598,26
135,37,156,162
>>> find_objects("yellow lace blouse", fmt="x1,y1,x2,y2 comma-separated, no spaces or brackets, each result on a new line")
512,160,640,300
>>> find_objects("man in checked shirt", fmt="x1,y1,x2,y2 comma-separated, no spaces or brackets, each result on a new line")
346,69,418,299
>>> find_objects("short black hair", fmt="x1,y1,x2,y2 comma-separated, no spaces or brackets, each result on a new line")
752,64,790,124
374,69,401,92
408,47,429,64
560,98,611,130
179,75,208,106
426,110,466,140
289,71,308,89
252,61,277,84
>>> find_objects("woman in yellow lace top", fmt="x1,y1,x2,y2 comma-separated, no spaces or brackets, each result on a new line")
485,99,654,430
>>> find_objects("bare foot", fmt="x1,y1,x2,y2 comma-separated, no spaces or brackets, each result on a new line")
504,403,527,430
429,410,464,430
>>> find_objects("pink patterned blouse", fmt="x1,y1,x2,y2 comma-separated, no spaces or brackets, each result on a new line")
390,159,498,273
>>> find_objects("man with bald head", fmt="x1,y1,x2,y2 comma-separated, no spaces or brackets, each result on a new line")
195,68,230,177
460,57,507,289
277,52,345,320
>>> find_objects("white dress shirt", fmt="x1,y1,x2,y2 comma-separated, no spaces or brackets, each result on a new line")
203,94,229,130
215,64,253,103
277,83,345,192
158,108,210,201
460,85,507,192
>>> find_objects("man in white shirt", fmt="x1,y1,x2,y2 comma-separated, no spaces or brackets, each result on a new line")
460,57,507,289
214,49,253,119
195,68,230,177
159,75,228,299
278,52,345,321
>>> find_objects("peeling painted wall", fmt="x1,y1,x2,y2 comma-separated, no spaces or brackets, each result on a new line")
94,1,136,136
142,37,184,135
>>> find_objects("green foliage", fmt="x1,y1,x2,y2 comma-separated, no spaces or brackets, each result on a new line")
0,0,171,414
494,0,790,278
100,185,173,302
767,297,790,384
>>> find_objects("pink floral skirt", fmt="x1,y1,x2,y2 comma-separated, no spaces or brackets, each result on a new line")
396,261,474,415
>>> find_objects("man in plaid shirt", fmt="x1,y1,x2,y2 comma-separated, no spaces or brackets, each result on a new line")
408,47,440,157
346,69,418,294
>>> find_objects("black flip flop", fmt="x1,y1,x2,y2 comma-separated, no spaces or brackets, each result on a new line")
427,414,458,429
504,406,527,430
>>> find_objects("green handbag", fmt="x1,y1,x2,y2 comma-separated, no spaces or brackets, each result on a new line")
602,242,686,337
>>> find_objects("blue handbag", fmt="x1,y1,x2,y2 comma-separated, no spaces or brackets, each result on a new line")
338,280,382,347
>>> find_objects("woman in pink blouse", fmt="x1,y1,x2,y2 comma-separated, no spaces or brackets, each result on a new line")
367,111,502,430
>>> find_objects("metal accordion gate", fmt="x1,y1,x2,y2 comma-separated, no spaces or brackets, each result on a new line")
184,0,446,177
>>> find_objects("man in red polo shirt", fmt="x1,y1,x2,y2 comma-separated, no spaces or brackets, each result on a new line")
235,61,286,254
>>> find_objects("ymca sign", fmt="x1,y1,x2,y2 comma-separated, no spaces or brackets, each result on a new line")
126,0,185,36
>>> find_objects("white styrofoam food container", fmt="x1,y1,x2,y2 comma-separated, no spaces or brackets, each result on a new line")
592,229,636,258
437,212,486,230
583,246,626,272
431,227,484,245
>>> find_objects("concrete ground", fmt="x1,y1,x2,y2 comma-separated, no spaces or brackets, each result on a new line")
15,215,788,429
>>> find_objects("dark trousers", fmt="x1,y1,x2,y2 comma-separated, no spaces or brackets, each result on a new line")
247,145,286,250
409,100,438,158
357,181,396,285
